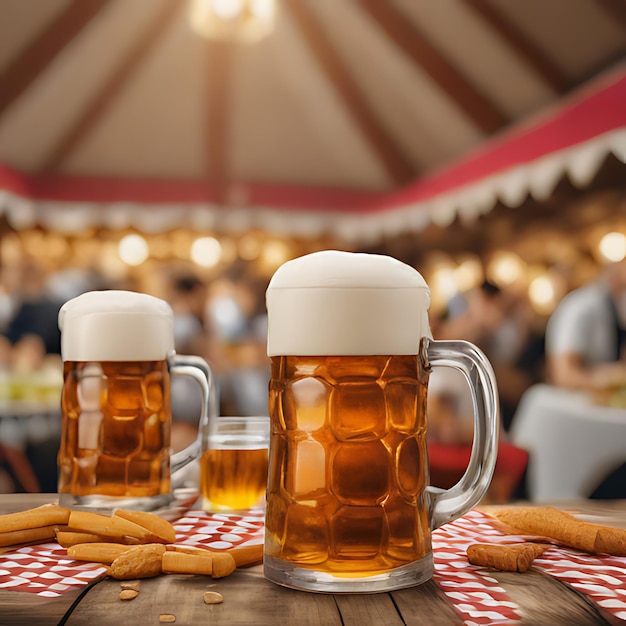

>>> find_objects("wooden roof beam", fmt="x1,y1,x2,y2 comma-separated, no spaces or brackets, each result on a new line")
595,0,626,29
464,0,570,93
357,0,508,134
206,39,234,204
0,0,111,117
42,1,183,173
285,0,417,186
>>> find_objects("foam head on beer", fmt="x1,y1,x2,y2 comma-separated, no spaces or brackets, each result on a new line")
266,250,432,356
59,290,175,362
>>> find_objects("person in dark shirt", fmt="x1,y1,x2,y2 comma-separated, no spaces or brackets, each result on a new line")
3,298,62,355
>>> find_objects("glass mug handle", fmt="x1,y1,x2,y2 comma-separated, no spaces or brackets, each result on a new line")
168,353,216,478
424,338,499,530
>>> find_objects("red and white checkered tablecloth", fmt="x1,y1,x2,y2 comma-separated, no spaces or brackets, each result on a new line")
433,510,626,624
0,509,265,598
1,508,625,625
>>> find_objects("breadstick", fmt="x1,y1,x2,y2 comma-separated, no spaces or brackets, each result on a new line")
56,530,142,548
0,505,70,533
467,543,547,572
494,507,626,556
67,511,153,542
56,530,111,548
0,541,44,554
68,542,133,564
167,543,263,567
210,552,237,578
113,509,176,544
0,525,58,547
161,551,215,576
162,550,236,578
166,544,210,555
56,531,103,548
227,544,263,567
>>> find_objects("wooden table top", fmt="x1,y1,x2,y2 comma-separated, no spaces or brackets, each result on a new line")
1,494,625,625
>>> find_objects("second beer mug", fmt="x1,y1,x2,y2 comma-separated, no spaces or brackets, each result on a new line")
58,290,213,512
264,251,499,593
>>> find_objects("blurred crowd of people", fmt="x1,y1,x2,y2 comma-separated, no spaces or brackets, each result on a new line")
429,278,545,440
1,254,625,499
426,278,545,501
426,258,626,500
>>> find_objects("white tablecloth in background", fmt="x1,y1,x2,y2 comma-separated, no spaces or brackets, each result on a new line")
510,384,626,500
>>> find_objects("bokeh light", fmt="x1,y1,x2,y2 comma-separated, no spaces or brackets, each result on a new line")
528,275,556,314
598,231,626,263
487,251,526,286
191,236,223,267
118,234,149,266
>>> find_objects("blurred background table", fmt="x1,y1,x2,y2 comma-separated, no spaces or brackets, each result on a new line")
511,384,626,502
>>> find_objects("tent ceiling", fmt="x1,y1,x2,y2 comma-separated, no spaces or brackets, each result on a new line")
0,0,625,243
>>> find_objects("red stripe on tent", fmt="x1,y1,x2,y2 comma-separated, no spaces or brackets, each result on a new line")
387,65,626,207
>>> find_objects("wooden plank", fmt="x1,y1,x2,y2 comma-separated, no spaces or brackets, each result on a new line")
42,1,183,173
595,0,626,29
392,580,465,625
463,0,569,93
490,569,622,625
284,0,416,186
357,0,508,134
0,0,111,117
213,567,341,625
0,588,83,626
65,568,342,625
0,493,58,514
334,592,404,625
206,38,234,205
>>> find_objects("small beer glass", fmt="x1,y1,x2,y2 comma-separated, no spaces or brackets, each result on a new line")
200,415,269,512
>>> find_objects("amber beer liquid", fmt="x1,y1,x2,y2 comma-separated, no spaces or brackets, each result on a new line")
58,290,211,511
266,354,431,574
264,251,499,593
200,447,268,511
59,360,171,498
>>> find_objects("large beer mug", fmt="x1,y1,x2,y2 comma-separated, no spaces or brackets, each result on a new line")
264,251,499,593
57,290,212,512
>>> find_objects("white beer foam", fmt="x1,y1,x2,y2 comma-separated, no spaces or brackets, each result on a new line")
266,251,432,356
59,290,174,362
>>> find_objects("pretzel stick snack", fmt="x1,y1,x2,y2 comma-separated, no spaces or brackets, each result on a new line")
113,509,176,544
467,543,547,572
227,544,264,568
210,552,237,578
0,525,58,547
68,542,133,564
167,543,263,568
56,531,144,548
67,511,155,542
0,505,70,533
57,531,108,548
494,506,626,556
161,551,236,578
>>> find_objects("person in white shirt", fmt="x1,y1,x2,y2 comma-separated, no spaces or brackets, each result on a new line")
545,259,626,390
